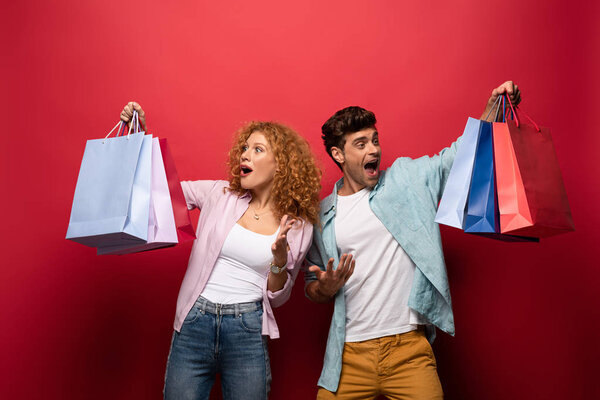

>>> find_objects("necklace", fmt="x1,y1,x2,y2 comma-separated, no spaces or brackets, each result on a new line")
250,204,271,220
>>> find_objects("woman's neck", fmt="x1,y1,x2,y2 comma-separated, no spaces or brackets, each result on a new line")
249,186,274,210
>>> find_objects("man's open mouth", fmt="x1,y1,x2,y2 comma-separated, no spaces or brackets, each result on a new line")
240,165,253,177
364,160,379,176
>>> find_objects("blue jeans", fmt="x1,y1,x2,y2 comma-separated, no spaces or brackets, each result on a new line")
164,297,271,400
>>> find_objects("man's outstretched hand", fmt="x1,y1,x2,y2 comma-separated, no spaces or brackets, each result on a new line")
481,81,522,122
306,253,355,303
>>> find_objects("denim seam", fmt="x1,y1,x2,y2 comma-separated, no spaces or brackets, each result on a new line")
163,332,176,398
262,335,271,398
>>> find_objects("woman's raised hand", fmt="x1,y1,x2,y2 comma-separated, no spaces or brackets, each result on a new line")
120,101,147,131
271,215,296,267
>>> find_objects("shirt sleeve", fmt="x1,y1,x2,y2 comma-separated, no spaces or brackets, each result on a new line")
390,134,463,204
180,180,219,211
424,136,462,202
267,221,314,308
302,228,329,298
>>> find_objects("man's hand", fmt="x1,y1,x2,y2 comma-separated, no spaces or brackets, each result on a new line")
481,81,521,122
120,101,147,131
306,253,355,303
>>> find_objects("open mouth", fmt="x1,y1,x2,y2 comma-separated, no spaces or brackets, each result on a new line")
364,160,379,177
240,165,253,177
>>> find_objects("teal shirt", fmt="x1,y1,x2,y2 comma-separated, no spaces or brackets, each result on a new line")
305,137,461,392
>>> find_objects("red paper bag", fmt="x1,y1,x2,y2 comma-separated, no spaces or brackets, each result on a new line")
159,138,196,242
493,106,574,237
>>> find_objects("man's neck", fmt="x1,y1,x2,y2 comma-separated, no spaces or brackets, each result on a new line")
337,176,366,196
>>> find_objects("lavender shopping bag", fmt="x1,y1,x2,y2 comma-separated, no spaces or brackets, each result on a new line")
66,116,152,247
98,137,178,255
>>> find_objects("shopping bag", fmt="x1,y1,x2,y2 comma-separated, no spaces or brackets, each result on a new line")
66,118,152,247
464,120,497,233
97,137,178,254
159,138,196,242
435,117,483,228
494,101,574,237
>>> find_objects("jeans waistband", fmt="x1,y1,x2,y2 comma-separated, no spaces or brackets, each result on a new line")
194,296,262,315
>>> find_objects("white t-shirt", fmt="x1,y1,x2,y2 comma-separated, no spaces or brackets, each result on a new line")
335,188,427,342
200,223,278,304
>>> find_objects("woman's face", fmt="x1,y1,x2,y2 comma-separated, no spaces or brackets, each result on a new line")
239,131,278,192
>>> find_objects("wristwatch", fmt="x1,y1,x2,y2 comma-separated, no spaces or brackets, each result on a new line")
270,261,286,274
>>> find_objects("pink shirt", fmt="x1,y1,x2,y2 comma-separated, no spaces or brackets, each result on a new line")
175,180,314,339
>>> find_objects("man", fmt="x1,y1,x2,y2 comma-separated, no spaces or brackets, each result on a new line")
304,82,521,399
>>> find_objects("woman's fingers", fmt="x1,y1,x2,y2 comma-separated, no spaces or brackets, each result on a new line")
281,221,295,237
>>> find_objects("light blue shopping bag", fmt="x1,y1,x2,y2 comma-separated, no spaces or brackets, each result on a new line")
66,114,152,247
434,117,482,229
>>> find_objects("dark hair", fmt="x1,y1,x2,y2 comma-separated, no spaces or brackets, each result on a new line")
321,106,377,170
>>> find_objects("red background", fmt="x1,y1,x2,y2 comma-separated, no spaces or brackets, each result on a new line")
2,1,599,399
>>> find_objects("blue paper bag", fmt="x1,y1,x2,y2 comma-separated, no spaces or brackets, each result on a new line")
66,120,152,247
464,121,497,233
435,117,482,228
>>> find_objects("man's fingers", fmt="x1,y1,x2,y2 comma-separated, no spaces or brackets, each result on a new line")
348,259,355,280
342,256,355,281
337,254,349,274
325,258,334,273
308,265,323,276
506,81,514,95
337,253,354,279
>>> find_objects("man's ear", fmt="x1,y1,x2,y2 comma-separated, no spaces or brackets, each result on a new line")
331,147,345,165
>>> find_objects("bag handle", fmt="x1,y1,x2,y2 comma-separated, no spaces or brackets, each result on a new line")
103,121,124,143
483,95,503,122
128,111,139,136
102,110,141,144
505,94,541,132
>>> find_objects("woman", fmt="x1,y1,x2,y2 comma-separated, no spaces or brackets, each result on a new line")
120,102,321,400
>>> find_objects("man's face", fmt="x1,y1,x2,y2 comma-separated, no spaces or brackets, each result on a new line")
332,127,381,191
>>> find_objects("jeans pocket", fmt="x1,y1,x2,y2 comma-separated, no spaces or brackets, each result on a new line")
239,310,263,333
182,305,201,325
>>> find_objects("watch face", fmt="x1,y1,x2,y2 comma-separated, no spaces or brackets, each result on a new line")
270,265,280,274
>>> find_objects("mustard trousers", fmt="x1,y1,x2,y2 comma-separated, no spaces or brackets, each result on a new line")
317,329,443,400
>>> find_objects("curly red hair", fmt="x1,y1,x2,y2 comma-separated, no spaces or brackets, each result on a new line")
227,121,321,225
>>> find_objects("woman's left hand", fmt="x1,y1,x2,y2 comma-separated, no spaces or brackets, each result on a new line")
271,215,296,267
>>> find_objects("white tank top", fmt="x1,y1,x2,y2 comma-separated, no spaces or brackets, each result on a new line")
200,223,278,304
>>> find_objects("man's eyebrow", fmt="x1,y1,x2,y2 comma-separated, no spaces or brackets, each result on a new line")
352,132,378,144
351,136,369,144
